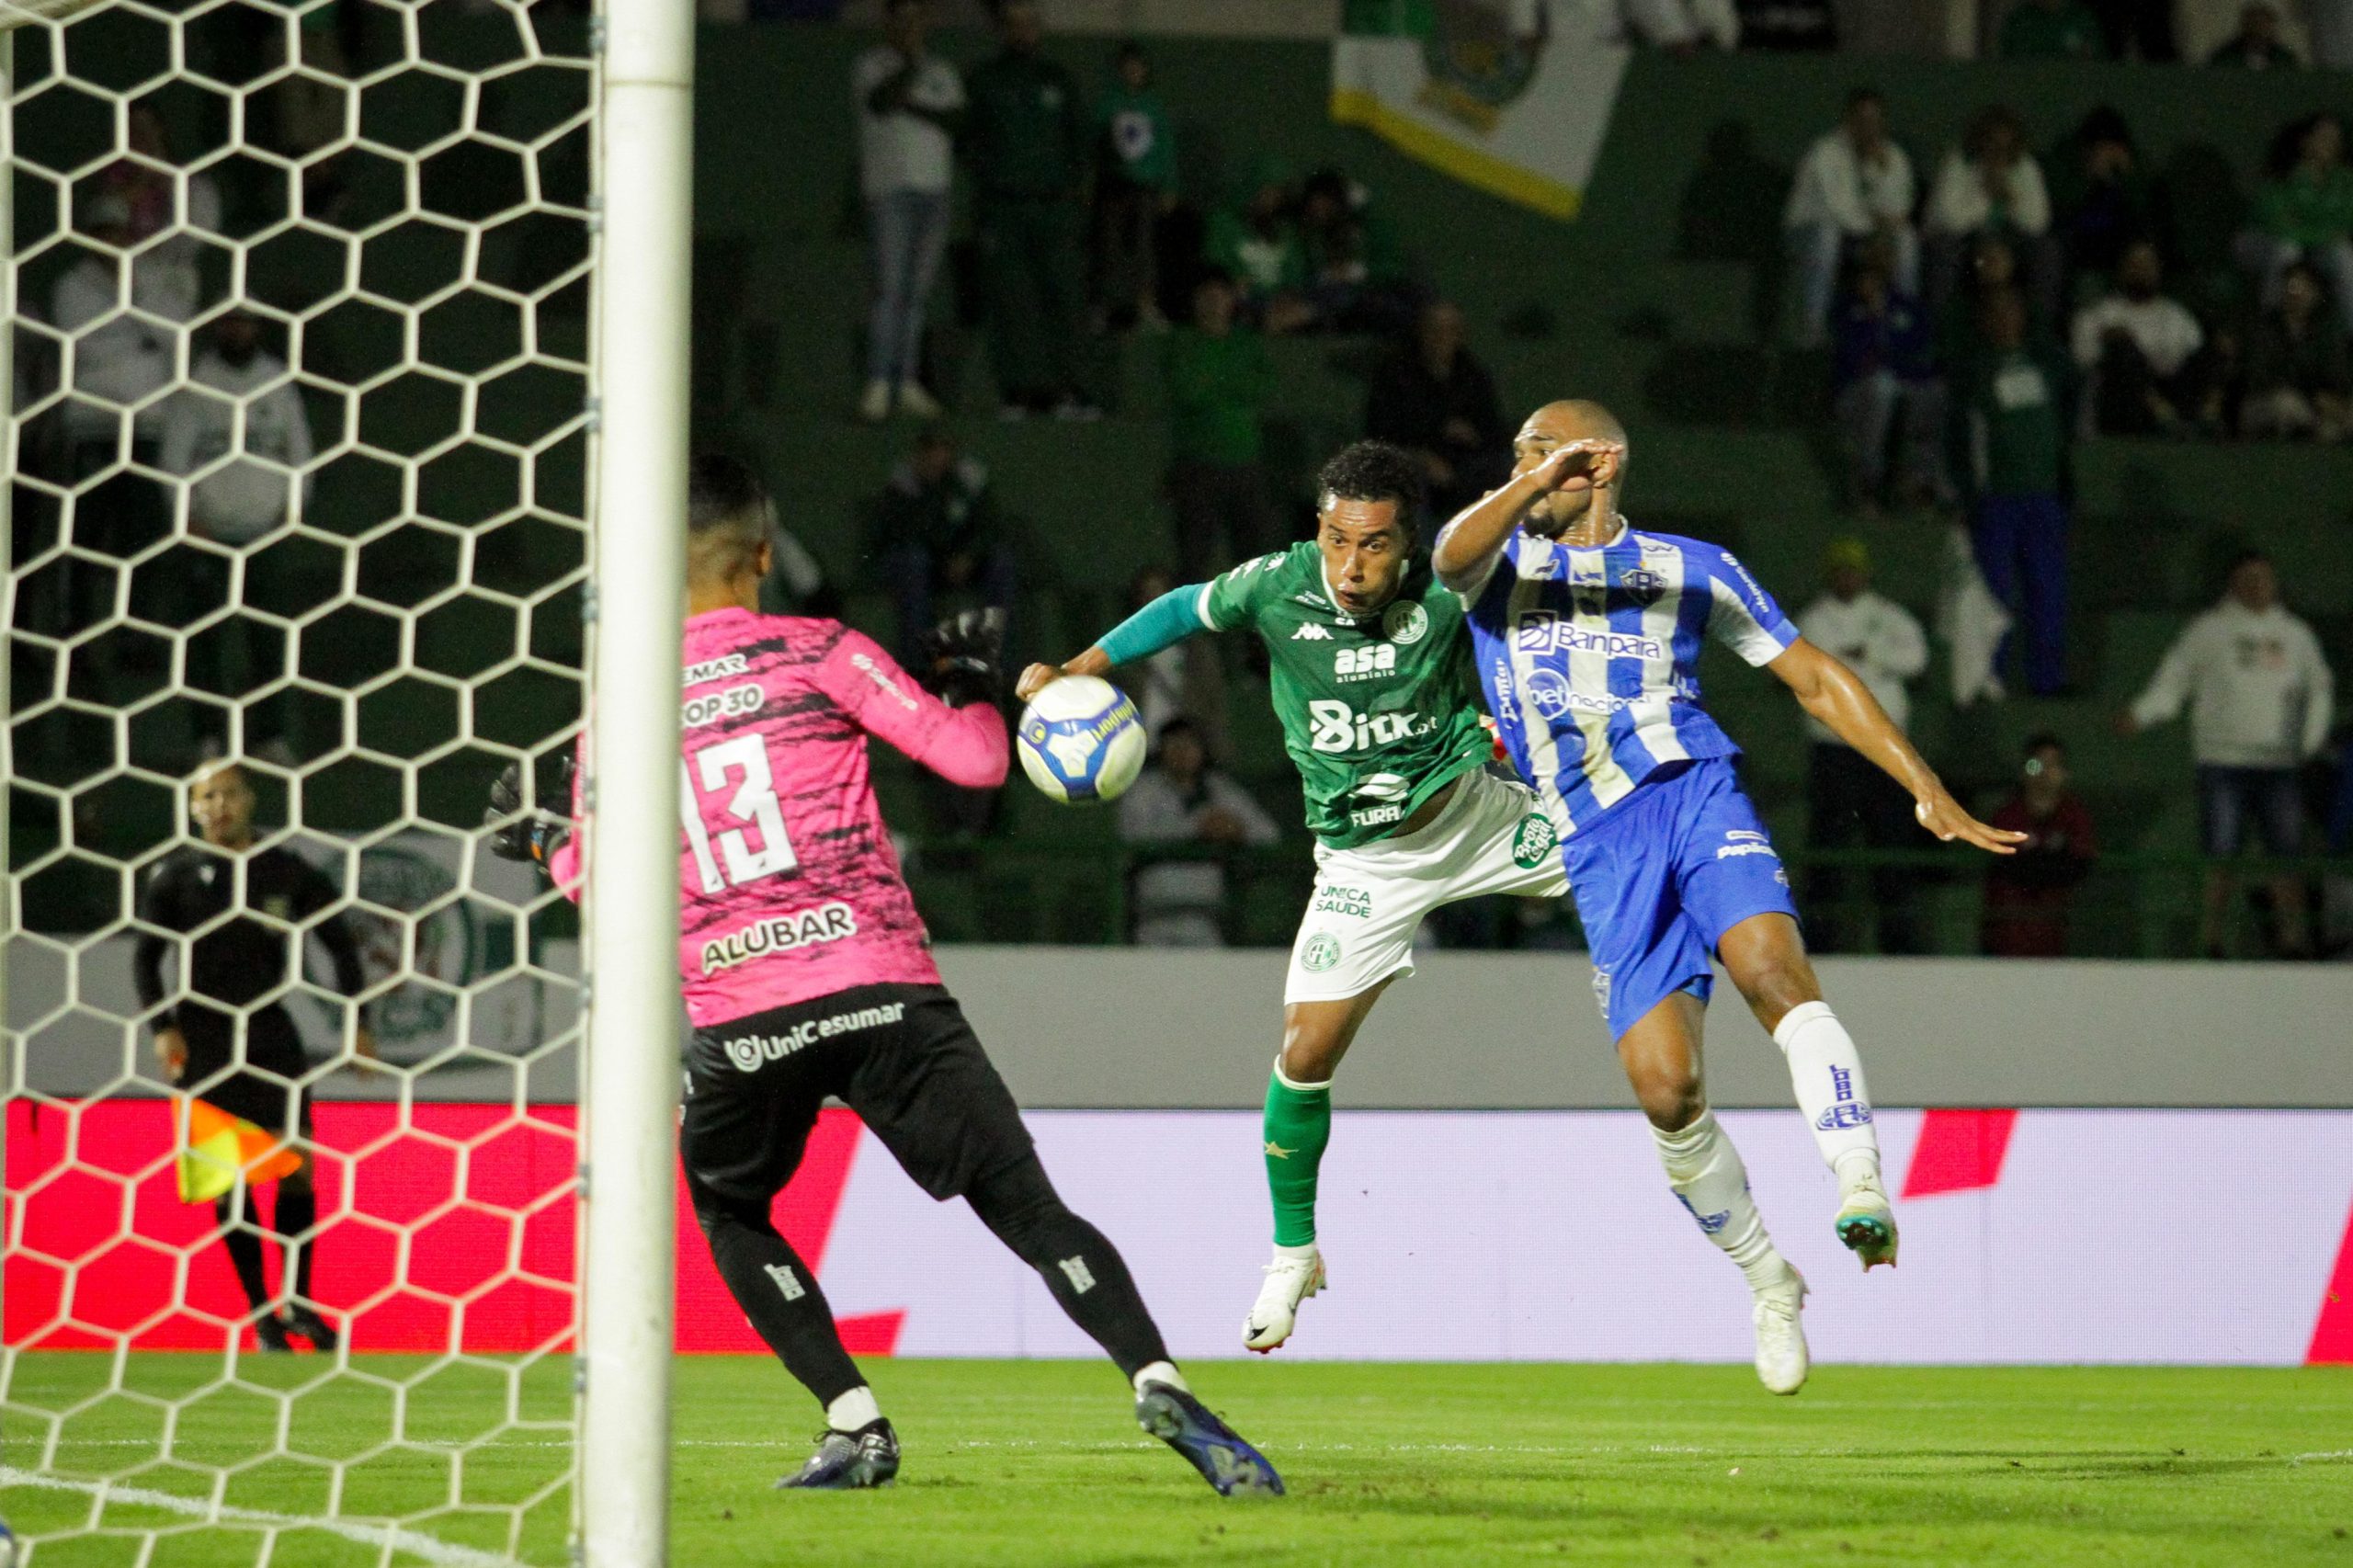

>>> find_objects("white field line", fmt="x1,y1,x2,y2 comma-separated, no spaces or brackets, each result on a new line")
0,1466,525,1567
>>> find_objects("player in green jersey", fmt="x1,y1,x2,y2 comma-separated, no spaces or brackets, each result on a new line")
1017,442,1567,1351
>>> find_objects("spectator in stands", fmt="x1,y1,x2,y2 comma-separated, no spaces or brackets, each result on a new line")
2241,261,2352,442
1205,157,1311,335
1118,718,1279,948
1796,539,1930,954
2072,239,2222,437
2313,0,2353,66
103,106,222,321
1925,107,2059,324
1981,733,2098,958
1117,565,1226,760
2239,114,2353,335
1091,40,1176,334
1956,287,2073,698
158,310,313,547
1364,300,1508,519
1829,251,1944,513
1608,0,1739,51
1936,232,2057,389
1734,0,1837,50
1781,87,1918,350
2087,0,2175,59
764,524,841,619
1162,270,1279,585
964,0,1098,421
52,195,175,472
2048,107,2159,289
852,0,963,424
2119,550,2335,959
51,194,178,659
1997,0,2107,59
2207,3,2302,66
870,426,1016,662
1294,167,1415,335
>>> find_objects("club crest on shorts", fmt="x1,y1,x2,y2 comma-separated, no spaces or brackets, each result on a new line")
1300,932,1344,972
1510,813,1557,869
1381,600,1429,645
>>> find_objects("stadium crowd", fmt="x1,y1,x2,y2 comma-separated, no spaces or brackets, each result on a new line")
22,0,2350,963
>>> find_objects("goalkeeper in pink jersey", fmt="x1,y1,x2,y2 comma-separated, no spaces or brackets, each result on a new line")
487,456,1279,1496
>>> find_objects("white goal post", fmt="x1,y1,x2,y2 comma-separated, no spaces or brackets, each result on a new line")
576,0,691,1557
0,0,694,1557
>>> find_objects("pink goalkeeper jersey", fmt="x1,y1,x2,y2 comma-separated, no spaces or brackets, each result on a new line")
551,608,1008,1026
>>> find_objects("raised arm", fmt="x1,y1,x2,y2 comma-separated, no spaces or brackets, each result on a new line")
1768,637,2023,855
1016,580,1213,702
1429,437,1616,597
821,624,1008,790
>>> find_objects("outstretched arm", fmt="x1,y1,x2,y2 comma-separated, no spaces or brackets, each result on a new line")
1768,637,2025,855
1017,581,1212,702
1429,438,1618,596
822,627,1008,790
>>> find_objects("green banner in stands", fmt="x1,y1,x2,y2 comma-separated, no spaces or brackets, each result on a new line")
1332,8,1629,220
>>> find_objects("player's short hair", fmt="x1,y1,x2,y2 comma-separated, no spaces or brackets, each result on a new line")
1315,440,1425,537
2225,547,2271,580
2023,731,2065,758
1845,86,1883,113
688,452,771,581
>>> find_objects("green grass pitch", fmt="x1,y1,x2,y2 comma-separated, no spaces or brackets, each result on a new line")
3,1356,2349,1565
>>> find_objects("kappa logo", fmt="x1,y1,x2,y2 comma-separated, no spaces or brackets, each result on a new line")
1292,622,1334,641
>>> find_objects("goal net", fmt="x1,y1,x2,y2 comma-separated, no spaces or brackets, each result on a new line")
0,0,682,1558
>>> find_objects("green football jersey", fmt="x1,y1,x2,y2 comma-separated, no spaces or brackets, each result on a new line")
1202,541,1491,849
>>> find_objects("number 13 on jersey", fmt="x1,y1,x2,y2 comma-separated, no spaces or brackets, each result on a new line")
682,733,798,892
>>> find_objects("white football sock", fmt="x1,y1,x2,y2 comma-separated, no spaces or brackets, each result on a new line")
1772,1001,1882,1187
1132,1359,1188,1396
825,1386,881,1432
1653,1110,1786,1291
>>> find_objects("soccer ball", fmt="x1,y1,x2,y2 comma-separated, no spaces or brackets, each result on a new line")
1017,676,1145,804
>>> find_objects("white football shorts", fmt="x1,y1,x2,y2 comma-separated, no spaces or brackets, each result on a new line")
1283,766,1570,1005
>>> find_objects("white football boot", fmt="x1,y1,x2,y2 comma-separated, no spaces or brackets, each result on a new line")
1835,1170,1899,1270
1751,1262,1810,1395
1242,1248,1325,1354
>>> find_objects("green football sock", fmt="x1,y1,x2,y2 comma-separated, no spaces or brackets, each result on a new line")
1262,1062,1334,1248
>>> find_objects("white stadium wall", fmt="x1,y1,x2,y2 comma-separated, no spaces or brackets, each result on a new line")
14,1102,2352,1366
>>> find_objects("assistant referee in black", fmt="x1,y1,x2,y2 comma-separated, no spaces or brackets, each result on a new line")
133,759,377,1352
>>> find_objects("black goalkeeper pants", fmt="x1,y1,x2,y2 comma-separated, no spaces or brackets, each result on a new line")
680,984,1169,1411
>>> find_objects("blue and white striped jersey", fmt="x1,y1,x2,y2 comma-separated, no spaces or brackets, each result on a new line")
1461,523,1801,834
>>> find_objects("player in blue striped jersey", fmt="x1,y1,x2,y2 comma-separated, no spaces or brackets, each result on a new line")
1434,400,2023,1394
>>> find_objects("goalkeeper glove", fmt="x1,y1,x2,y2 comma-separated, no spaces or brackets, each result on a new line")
918,608,1006,708
484,756,574,869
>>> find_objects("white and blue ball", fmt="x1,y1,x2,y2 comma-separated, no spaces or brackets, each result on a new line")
1017,676,1146,804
